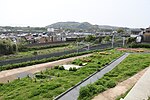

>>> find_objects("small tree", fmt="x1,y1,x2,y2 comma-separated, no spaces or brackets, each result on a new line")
126,37,136,44
98,37,103,43
117,28,125,33
104,36,111,43
85,35,95,42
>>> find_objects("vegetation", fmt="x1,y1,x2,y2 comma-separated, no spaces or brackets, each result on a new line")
103,36,111,43
83,35,110,44
85,35,96,42
0,50,122,100
129,43,150,48
126,37,136,44
1,49,113,71
78,53,150,100
0,43,75,60
117,28,125,33
0,39,18,55
69,67,77,71
20,43,70,52
0,50,93,71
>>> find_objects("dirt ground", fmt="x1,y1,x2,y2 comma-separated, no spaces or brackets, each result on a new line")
0,54,92,83
92,67,149,100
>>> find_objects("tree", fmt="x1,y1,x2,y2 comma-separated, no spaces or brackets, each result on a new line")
117,28,125,33
85,35,95,42
104,36,111,42
126,37,136,44
0,39,18,55
98,37,103,43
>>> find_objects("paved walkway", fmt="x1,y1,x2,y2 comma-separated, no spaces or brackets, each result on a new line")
124,66,150,100
0,54,92,83
55,53,130,100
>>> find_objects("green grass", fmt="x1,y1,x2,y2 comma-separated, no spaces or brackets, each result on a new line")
0,50,122,100
0,44,76,61
78,53,150,100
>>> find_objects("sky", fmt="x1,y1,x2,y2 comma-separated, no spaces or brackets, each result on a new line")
0,0,150,28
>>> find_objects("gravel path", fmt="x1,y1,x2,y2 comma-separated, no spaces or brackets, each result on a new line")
0,54,92,83
92,67,148,100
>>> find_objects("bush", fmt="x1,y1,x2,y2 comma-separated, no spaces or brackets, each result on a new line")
69,67,73,71
69,67,77,71
105,79,116,88
58,66,65,70
78,84,105,100
79,63,82,66
126,37,136,44
72,67,77,71
78,86,91,99
35,74,47,79
54,66,59,69
0,39,18,55
129,43,150,48
97,62,101,64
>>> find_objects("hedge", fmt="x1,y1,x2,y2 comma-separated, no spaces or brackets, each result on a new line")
129,43,150,48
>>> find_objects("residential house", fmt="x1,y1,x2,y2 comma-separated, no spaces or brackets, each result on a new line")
143,27,150,42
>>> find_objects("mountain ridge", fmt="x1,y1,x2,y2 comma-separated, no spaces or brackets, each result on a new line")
46,21,130,31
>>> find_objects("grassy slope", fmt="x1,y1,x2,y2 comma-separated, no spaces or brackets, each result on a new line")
0,44,75,61
0,50,122,100
78,53,150,100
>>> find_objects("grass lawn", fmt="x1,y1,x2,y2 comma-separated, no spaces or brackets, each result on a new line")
78,53,150,100
0,50,122,100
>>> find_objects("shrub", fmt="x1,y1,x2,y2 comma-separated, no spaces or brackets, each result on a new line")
58,66,65,70
128,43,150,48
95,85,106,93
69,67,73,71
69,67,77,71
0,83,4,86
78,86,91,99
72,67,77,71
35,74,46,79
105,79,116,88
79,63,82,66
54,66,59,69
97,62,101,64
78,84,102,100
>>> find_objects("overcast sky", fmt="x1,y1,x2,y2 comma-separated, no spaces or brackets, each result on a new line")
0,0,149,28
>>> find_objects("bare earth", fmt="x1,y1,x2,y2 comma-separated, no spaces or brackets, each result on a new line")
92,67,149,100
0,54,92,83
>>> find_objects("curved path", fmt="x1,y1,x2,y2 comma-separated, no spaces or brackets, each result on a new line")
0,54,92,83
55,53,130,100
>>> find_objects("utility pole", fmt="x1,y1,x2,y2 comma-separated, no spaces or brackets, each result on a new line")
123,37,125,47
112,34,114,48
87,44,90,50
77,42,79,53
